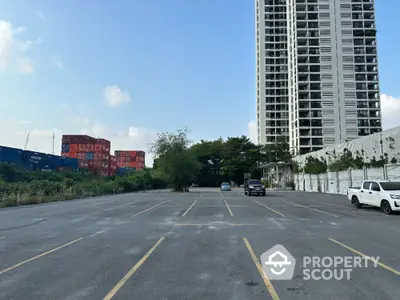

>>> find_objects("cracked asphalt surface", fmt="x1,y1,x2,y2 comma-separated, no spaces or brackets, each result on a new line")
0,188,399,299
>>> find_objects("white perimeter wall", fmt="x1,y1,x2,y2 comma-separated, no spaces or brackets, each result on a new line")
294,165,400,195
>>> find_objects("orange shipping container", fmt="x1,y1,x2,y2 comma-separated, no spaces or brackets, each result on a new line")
69,144,78,153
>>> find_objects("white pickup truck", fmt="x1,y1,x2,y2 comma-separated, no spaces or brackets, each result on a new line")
347,180,400,214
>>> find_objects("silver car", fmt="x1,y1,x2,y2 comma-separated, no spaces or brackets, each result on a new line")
220,182,231,191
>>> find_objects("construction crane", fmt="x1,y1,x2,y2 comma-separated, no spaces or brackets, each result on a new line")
24,132,30,150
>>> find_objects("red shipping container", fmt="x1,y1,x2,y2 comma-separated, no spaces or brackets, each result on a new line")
94,144,102,152
77,153,86,160
88,143,94,152
102,145,110,153
136,151,145,157
62,135,97,144
88,160,95,169
97,138,110,146
69,144,78,153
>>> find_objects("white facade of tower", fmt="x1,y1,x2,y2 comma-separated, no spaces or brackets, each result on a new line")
256,0,382,155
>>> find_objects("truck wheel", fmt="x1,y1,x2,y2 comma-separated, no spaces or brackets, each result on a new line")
381,200,393,215
352,196,362,208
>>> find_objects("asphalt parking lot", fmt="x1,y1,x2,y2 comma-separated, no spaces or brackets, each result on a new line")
0,188,399,299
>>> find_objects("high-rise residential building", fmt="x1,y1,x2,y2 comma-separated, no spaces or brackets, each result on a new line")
256,0,382,155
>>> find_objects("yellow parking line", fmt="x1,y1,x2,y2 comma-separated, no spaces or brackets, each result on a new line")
329,238,400,276
243,238,280,300
283,200,338,217
132,201,170,217
182,199,198,216
0,237,83,275
103,237,165,300
224,200,234,217
252,200,286,218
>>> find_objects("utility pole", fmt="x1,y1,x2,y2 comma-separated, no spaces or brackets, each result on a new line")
24,132,30,150
52,132,55,155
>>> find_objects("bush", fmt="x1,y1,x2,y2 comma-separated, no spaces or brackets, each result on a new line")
0,163,167,207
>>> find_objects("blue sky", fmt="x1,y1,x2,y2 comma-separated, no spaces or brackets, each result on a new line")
0,0,399,164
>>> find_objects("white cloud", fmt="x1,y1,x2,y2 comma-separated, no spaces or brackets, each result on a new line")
36,10,46,20
17,57,34,74
381,94,400,130
0,20,13,68
247,120,258,144
18,38,42,52
103,85,131,107
0,20,40,72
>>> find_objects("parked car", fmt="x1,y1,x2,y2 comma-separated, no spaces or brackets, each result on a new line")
347,180,400,214
220,182,231,191
244,179,266,196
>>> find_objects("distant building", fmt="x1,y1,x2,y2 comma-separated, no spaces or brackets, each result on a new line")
256,0,382,155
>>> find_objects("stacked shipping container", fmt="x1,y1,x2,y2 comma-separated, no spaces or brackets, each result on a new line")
61,135,111,176
114,150,145,171
109,155,118,176
0,145,78,172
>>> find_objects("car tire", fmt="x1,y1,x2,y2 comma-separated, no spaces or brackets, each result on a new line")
262,192,266,196
381,200,393,215
352,196,362,208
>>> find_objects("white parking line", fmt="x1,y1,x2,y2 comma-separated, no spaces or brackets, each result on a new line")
182,200,198,216
0,236,5,240
318,202,385,217
283,200,338,217
132,201,170,217
252,200,286,218
86,201,138,217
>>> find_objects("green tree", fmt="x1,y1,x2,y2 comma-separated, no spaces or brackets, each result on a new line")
261,136,291,164
151,128,200,191
220,136,261,185
190,139,224,186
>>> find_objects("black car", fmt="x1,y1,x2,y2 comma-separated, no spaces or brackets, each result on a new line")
244,179,266,196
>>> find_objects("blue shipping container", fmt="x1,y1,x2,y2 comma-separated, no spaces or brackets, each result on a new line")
45,154,62,168
62,157,79,170
22,150,53,171
85,152,94,160
61,143,70,153
117,167,136,175
0,146,23,165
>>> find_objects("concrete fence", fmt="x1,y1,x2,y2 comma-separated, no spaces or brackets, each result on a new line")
294,164,400,195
